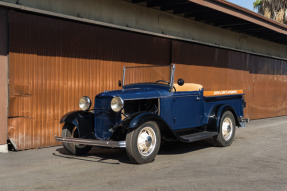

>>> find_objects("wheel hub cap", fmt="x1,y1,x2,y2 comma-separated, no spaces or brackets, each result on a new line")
222,118,233,141
145,136,152,147
227,125,231,133
137,127,156,156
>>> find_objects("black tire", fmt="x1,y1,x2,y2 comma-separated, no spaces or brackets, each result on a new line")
126,121,161,164
214,111,236,147
61,123,92,155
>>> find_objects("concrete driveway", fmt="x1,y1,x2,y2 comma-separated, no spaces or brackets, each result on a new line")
1,116,287,191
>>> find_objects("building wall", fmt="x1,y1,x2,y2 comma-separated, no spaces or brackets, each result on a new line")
1,0,287,58
172,41,287,120
8,10,171,150
0,7,8,151
8,10,287,150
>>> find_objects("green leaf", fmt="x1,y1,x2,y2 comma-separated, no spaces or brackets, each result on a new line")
253,0,262,9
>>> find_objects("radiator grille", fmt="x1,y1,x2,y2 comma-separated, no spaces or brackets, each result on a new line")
94,97,120,140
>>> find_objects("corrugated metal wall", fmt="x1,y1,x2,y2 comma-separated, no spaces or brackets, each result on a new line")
8,10,287,150
172,41,287,119
8,11,170,150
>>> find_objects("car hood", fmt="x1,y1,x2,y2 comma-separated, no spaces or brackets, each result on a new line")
96,84,171,100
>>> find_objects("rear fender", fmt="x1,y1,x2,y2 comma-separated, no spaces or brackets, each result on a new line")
60,111,94,139
216,105,239,130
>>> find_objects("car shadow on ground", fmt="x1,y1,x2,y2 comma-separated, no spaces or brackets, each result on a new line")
53,138,215,164
53,147,128,164
159,138,215,155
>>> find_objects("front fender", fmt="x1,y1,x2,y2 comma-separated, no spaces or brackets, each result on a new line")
60,111,94,139
119,112,161,129
119,112,178,140
129,112,161,129
60,110,82,124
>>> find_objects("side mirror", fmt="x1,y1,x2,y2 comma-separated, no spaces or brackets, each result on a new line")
177,78,184,86
118,80,122,87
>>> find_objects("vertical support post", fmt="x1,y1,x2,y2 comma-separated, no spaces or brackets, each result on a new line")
0,7,8,153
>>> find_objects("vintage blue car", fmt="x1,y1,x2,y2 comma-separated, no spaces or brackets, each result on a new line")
56,65,247,164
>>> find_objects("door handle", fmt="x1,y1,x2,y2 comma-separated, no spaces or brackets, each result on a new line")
196,97,201,101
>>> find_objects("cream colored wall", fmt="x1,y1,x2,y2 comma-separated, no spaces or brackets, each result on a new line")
1,0,287,58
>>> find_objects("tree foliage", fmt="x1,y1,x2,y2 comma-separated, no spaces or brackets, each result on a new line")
253,0,287,24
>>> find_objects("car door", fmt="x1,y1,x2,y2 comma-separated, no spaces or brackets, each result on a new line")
173,90,203,130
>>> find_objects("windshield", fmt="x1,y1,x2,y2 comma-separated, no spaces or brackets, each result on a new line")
123,65,174,87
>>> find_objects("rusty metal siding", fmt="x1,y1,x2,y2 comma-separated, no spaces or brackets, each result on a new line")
8,10,287,150
172,40,287,120
8,11,170,150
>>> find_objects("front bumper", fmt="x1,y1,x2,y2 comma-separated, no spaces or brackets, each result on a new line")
55,136,126,148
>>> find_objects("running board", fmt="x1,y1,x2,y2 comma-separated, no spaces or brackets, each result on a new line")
180,131,218,142
55,136,126,148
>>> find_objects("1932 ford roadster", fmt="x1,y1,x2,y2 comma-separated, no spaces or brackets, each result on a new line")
56,65,247,164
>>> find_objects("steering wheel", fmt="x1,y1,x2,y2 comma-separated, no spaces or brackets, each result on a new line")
155,80,176,92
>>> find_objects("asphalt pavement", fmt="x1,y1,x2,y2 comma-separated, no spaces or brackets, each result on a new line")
0,116,287,191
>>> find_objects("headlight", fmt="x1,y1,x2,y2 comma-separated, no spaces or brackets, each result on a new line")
79,96,91,111
111,97,124,112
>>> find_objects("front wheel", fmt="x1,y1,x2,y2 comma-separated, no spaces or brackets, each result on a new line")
61,123,92,155
214,111,236,147
126,121,161,164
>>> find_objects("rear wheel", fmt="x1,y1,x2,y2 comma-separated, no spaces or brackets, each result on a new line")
214,111,236,147
61,123,92,155
126,121,161,164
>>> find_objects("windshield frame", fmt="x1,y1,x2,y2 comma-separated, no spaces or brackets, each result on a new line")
122,64,175,92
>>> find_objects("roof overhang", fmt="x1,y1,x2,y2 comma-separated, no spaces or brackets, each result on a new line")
128,0,287,44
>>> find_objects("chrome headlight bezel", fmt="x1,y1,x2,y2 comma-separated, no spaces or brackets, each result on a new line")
111,97,124,112
79,96,92,111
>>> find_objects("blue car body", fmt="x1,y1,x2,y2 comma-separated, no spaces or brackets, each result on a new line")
91,83,245,141
57,65,247,163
